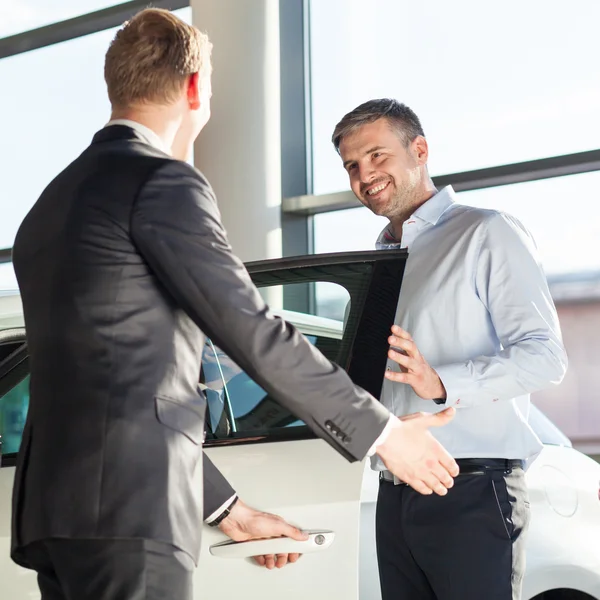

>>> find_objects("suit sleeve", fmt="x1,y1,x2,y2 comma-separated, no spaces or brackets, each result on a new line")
203,452,235,521
130,161,389,462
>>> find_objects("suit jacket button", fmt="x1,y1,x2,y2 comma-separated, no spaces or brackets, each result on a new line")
325,420,333,431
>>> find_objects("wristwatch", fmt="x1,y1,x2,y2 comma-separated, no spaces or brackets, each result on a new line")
209,496,239,527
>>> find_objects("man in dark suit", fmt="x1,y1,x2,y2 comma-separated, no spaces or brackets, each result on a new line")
10,8,459,600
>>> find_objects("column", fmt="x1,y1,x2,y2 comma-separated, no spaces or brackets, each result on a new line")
192,0,282,265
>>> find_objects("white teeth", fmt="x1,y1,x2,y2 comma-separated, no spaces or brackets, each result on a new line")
367,182,388,195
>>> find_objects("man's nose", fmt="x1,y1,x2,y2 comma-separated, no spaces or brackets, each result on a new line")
358,164,376,184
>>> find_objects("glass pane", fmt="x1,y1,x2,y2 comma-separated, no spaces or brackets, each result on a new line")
0,374,29,455
0,1,127,38
0,27,113,249
203,282,350,439
315,172,600,277
0,7,191,251
313,207,387,255
459,171,600,276
309,0,600,195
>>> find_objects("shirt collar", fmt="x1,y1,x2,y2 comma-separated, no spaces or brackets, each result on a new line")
105,118,171,156
413,185,456,225
375,186,456,249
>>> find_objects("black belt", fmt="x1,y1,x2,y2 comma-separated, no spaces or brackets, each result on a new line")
379,458,524,485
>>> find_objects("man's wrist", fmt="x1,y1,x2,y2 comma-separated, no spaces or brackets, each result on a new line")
366,414,396,457
208,495,239,528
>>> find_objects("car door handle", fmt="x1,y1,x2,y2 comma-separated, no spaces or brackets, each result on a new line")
209,530,335,559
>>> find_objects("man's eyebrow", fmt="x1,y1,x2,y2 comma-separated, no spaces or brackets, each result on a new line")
343,146,387,169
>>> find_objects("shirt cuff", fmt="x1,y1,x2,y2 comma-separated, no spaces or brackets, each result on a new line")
204,494,238,524
366,414,396,457
435,363,472,407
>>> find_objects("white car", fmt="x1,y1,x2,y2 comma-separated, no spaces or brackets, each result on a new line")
1,251,599,600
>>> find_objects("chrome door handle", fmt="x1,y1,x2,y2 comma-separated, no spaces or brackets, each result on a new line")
209,530,335,559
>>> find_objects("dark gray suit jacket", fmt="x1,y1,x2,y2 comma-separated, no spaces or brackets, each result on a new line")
10,125,389,565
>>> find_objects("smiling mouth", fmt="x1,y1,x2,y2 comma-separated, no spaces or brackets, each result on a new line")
365,181,390,197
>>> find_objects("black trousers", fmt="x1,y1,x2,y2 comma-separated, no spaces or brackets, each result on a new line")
376,464,530,600
19,538,195,600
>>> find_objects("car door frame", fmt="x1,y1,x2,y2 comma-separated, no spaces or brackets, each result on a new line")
201,248,408,451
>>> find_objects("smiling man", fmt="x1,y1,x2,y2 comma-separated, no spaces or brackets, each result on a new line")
333,98,568,600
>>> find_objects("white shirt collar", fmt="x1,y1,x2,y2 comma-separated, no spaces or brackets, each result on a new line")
105,118,171,156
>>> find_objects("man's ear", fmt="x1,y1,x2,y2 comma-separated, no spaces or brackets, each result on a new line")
412,135,429,165
187,72,201,110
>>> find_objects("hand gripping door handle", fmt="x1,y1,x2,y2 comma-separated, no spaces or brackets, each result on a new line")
209,530,335,559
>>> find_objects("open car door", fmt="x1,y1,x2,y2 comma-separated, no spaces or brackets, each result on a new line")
198,250,406,599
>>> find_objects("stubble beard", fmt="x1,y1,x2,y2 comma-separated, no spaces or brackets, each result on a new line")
383,178,420,223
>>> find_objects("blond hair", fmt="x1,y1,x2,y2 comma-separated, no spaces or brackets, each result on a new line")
104,8,212,108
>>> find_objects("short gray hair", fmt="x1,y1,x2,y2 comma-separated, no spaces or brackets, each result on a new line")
332,98,425,152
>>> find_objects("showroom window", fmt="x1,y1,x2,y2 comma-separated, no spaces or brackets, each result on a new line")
0,6,192,255
0,27,116,251
458,171,600,276
314,171,600,276
0,1,126,38
308,0,600,195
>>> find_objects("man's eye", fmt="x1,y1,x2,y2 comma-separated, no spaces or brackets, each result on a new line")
347,164,357,172
373,152,382,159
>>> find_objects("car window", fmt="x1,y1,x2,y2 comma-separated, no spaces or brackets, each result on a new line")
0,374,29,455
203,253,407,445
0,337,29,458
203,287,348,441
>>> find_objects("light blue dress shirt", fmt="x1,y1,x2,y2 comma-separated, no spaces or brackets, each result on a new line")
372,186,567,468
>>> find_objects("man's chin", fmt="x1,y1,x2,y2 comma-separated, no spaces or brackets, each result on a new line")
367,198,392,217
